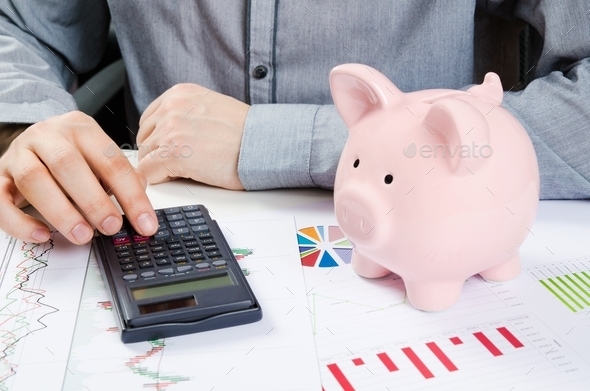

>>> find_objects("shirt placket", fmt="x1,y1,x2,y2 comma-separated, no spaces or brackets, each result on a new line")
247,0,276,104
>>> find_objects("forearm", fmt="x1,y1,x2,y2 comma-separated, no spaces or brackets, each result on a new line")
0,123,28,157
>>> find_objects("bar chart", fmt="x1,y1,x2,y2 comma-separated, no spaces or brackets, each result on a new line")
525,257,590,314
320,315,587,390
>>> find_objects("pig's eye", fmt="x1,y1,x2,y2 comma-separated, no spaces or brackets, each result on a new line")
353,159,360,168
384,174,393,184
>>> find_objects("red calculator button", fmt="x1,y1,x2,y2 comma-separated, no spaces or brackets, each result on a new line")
133,234,150,243
112,236,130,246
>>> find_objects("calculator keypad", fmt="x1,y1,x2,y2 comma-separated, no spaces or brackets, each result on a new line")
111,205,228,280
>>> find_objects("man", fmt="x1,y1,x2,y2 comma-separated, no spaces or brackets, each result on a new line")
0,0,589,245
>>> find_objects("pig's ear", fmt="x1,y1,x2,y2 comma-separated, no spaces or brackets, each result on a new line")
423,98,490,175
329,64,402,129
467,72,503,105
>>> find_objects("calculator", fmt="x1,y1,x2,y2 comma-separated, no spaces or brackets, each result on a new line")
92,204,262,343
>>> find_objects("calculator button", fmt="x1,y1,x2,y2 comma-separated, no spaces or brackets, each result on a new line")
132,243,146,249
190,252,204,260
188,218,205,225
203,244,218,251
212,260,227,267
177,265,192,273
201,238,215,245
151,245,165,252
158,222,167,230
113,229,128,238
164,207,180,214
150,240,164,246
170,249,184,256
168,242,182,250
184,241,199,248
134,248,148,255
184,211,203,218
192,225,209,233
181,235,196,241
197,232,212,239
115,245,130,252
119,257,133,264
156,258,172,266
137,254,151,261
117,251,131,258
166,213,183,221
138,261,154,269
153,252,168,259
169,220,186,228
181,205,199,211
206,251,221,257
187,247,201,254
158,268,175,275
157,215,164,222
113,236,130,246
123,274,138,281
172,227,190,236
154,230,170,240
133,234,151,243
141,271,156,278
166,237,180,244
195,263,210,270
122,264,136,271
174,256,188,263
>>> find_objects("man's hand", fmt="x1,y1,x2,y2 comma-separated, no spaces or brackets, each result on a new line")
0,111,158,244
137,83,249,190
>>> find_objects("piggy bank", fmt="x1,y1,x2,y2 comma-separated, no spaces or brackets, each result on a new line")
330,64,539,312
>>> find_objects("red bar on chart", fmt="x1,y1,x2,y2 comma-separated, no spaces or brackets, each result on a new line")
352,358,364,366
401,347,434,379
474,332,503,356
377,352,399,372
426,342,458,372
497,327,524,348
450,336,463,345
327,363,355,391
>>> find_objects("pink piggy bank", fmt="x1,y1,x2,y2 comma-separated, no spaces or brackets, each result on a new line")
330,64,539,312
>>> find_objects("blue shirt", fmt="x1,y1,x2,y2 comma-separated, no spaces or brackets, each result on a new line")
1,0,589,199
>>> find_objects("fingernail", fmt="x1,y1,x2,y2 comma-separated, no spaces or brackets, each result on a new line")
71,224,93,244
137,213,157,235
101,215,121,234
31,228,50,243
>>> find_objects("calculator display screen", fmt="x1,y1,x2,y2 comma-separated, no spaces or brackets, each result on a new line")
131,273,234,301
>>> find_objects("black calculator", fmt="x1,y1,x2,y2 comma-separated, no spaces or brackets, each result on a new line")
92,204,262,343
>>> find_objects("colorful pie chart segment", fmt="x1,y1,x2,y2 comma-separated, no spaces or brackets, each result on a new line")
297,225,353,267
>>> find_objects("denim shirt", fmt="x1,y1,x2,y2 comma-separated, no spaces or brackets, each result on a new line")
1,0,589,199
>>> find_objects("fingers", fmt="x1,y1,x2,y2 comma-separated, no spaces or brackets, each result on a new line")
10,148,96,244
0,177,50,243
29,136,124,238
0,111,158,244
136,148,178,184
74,128,158,237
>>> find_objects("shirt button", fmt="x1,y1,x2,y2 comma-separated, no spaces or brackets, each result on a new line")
253,65,268,79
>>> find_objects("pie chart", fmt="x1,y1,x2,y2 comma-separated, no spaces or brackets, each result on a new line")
297,225,353,267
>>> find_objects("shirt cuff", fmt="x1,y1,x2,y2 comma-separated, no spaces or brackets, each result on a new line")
238,104,320,190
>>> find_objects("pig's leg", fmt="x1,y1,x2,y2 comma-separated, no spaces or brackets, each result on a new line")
405,279,464,312
479,254,521,282
351,250,391,278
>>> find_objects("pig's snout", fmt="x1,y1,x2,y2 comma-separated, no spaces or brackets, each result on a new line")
336,196,377,244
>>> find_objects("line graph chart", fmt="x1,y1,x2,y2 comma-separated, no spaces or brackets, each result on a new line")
0,231,89,391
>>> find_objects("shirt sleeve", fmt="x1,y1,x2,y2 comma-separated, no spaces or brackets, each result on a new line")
485,0,590,199
238,103,348,190
0,1,110,123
